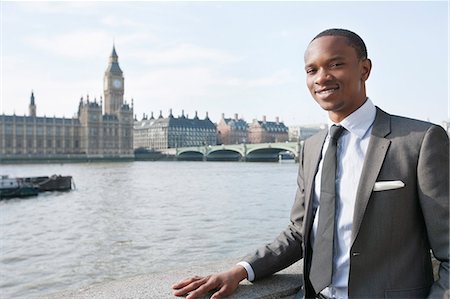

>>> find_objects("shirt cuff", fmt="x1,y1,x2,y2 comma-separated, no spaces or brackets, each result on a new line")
236,261,255,282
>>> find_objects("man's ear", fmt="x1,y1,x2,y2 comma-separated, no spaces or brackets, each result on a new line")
361,58,372,81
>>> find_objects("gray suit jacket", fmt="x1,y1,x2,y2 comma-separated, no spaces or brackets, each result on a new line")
245,107,449,298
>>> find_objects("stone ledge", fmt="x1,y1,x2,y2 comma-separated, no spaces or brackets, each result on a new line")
38,260,303,299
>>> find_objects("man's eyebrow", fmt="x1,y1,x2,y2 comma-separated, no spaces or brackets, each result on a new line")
305,55,347,68
328,55,347,62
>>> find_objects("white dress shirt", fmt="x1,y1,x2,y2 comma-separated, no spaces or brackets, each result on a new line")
239,99,376,299
312,98,376,299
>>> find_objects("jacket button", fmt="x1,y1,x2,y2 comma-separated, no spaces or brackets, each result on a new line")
352,252,360,256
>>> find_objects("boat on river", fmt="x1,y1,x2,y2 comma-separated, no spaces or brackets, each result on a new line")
0,175,73,199
23,175,73,192
0,176,39,199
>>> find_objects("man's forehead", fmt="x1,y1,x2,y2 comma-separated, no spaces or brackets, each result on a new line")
304,35,357,63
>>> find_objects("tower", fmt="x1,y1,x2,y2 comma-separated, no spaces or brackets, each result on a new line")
103,45,124,115
29,91,36,117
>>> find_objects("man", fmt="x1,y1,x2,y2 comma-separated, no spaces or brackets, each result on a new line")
172,29,449,299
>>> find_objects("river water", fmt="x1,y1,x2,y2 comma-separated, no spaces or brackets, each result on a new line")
0,161,299,299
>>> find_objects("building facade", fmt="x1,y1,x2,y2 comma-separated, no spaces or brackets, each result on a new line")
216,113,248,145
0,46,134,160
133,110,216,150
288,124,327,142
248,116,289,144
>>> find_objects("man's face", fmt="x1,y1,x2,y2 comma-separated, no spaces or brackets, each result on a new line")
304,36,371,122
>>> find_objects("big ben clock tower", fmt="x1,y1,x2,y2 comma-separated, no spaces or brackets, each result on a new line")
104,45,124,115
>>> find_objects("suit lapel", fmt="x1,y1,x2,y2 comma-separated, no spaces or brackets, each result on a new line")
303,129,327,241
351,108,392,245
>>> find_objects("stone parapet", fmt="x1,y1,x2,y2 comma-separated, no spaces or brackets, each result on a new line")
35,257,442,298
38,260,303,299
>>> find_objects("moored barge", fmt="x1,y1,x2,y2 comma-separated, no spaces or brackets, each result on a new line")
0,175,73,199
0,176,39,199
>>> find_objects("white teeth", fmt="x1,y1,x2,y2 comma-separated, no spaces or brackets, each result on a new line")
317,88,337,95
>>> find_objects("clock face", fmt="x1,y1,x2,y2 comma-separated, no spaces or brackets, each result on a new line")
113,79,122,89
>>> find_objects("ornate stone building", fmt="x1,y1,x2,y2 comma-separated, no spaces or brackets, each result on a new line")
133,110,216,150
247,116,289,144
216,113,248,145
0,46,133,161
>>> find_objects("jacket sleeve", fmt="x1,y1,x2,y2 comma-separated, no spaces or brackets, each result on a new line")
418,125,449,298
243,144,306,280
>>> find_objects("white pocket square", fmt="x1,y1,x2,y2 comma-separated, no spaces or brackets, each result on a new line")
373,180,405,192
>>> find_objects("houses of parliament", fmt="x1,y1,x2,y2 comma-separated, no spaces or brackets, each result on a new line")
0,46,134,161
0,45,295,162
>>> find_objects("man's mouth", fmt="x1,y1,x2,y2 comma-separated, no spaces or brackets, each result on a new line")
315,86,339,95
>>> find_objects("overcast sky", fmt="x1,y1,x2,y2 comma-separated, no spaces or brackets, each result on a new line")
1,1,448,126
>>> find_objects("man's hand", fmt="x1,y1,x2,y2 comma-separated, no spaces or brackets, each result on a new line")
172,265,248,299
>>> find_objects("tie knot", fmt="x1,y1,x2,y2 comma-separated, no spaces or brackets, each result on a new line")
329,125,345,141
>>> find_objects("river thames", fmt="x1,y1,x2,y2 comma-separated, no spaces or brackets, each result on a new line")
0,161,298,299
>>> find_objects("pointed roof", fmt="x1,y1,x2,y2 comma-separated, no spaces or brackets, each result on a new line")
111,44,118,58
105,44,123,75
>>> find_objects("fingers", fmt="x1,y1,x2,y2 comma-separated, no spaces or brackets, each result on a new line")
172,276,203,290
185,276,220,299
172,276,216,298
172,269,242,299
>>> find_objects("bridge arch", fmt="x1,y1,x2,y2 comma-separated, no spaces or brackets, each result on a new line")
246,144,298,157
206,149,243,161
177,150,204,161
246,148,285,162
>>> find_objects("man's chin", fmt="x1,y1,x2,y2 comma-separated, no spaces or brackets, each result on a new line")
316,101,342,112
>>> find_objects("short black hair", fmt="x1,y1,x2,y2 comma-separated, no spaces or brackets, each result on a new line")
311,28,368,60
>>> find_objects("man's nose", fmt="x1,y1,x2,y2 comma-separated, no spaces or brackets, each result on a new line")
314,69,332,85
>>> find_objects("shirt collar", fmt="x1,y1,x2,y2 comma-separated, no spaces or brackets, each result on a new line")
327,98,376,139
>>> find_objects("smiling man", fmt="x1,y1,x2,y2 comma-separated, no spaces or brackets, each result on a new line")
304,31,371,123
172,29,449,299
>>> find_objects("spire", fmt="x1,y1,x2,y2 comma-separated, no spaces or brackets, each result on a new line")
110,43,118,62
29,90,36,117
111,43,118,59
105,43,123,75
30,90,35,105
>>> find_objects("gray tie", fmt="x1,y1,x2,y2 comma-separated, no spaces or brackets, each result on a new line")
309,125,346,294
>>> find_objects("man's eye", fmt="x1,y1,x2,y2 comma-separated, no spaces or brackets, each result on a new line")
306,69,316,74
330,63,343,68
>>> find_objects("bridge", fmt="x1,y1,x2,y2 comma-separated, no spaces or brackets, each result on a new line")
175,142,302,162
